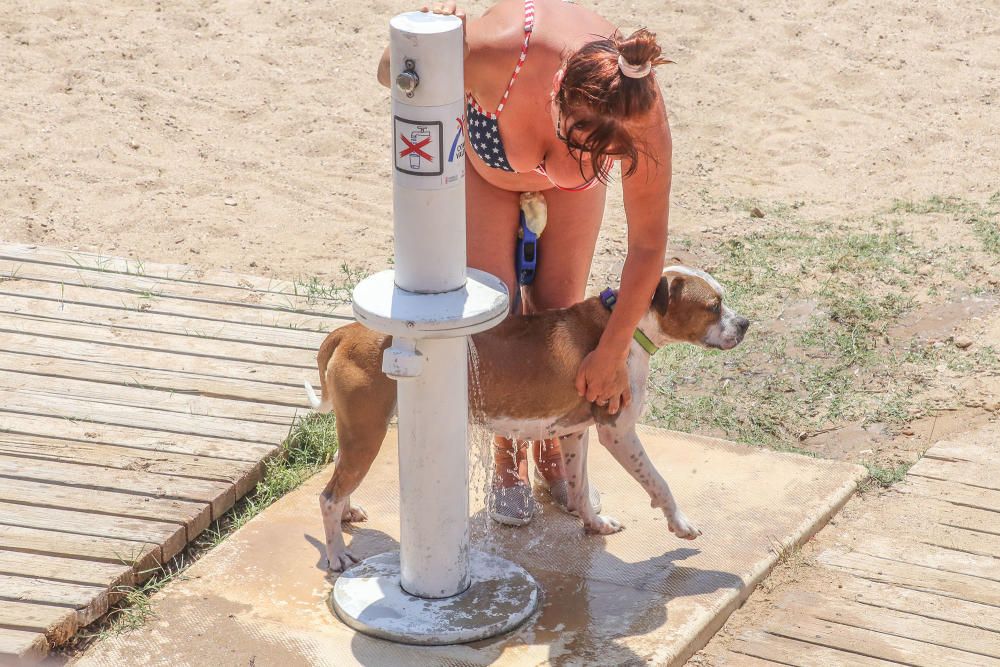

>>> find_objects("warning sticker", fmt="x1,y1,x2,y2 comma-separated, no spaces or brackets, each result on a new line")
394,117,443,177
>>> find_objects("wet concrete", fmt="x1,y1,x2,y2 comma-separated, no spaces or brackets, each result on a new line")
72,426,864,667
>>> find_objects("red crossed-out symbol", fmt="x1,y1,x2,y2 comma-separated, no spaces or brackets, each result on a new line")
399,134,433,161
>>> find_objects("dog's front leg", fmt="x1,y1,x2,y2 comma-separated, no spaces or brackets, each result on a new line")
561,430,623,535
596,424,701,540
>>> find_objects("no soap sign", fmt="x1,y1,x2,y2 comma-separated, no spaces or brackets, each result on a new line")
394,117,443,176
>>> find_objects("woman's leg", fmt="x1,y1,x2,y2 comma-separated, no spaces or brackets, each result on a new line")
525,183,608,488
465,164,536,523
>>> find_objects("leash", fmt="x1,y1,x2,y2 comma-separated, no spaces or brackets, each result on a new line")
599,288,660,355
515,208,538,286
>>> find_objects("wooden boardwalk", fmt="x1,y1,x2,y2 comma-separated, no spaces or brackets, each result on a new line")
0,244,352,663
722,426,1000,666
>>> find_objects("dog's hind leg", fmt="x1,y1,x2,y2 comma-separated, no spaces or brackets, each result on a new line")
320,352,395,572
561,430,623,535
320,421,386,572
596,424,701,540
331,449,368,524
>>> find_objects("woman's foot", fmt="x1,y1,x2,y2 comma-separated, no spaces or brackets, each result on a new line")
489,482,536,526
490,437,535,526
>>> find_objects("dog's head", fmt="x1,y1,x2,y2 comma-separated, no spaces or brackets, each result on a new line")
643,266,750,350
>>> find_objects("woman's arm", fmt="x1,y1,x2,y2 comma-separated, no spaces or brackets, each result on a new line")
575,100,672,413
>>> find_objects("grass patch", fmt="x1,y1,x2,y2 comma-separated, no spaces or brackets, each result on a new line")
646,195,999,455
891,192,1000,255
861,461,913,491
295,263,368,305
70,413,338,644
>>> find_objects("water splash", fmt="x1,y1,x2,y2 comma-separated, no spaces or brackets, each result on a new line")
467,336,498,553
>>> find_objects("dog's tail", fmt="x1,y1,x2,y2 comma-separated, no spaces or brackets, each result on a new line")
303,380,322,411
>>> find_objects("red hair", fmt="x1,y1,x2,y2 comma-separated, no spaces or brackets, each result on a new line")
556,28,671,182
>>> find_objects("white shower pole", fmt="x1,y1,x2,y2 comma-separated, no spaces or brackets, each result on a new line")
331,11,538,645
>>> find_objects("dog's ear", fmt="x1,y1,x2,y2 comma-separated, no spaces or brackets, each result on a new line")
652,276,670,316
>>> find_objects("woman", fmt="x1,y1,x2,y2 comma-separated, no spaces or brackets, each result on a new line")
378,0,672,525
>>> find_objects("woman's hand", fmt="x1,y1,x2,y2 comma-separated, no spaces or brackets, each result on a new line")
575,345,633,415
421,2,469,57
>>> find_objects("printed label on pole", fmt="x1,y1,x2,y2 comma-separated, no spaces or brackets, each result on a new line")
394,117,443,177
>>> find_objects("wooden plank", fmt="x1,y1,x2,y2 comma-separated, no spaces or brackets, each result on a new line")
0,551,131,589
0,311,318,369
0,628,48,664
0,432,262,498
0,243,355,314
884,495,1000,538
778,592,1000,660
921,523,1000,561
897,475,1000,513
0,293,325,350
839,578,1000,634
909,457,1000,492
0,503,182,562
765,615,993,667
0,369,298,426
819,550,1000,607
0,278,338,337
0,411,276,462
0,392,290,444
0,479,210,538
0,524,159,575
852,535,1000,582
0,574,107,625
0,350,303,410
0,455,235,519
0,254,354,320
926,439,1000,470
0,327,315,388
730,629,895,666
0,601,77,647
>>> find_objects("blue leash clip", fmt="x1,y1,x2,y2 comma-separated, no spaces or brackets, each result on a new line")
515,210,538,286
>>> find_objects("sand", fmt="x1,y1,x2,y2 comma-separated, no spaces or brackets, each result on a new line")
1,0,996,283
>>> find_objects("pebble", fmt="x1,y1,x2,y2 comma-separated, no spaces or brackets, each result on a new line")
750,207,765,218
954,336,973,349
224,197,238,206
128,139,139,150
985,401,1000,412
901,427,915,436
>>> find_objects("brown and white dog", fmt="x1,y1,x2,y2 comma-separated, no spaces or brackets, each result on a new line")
307,266,749,571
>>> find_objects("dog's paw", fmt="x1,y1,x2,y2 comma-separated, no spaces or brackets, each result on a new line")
327,549,359,573
585,514,624,535
341,505,368,523
668,511,702,540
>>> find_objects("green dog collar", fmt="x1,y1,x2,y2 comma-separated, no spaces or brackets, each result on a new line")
599,288,660,355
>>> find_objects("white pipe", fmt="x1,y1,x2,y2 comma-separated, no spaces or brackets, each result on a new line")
396,337,470,597
388,12,470,598
390,12,466,294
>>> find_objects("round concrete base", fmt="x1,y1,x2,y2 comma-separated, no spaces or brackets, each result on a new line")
331,550,539,645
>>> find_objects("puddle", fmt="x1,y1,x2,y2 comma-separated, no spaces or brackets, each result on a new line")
768,299,820,334
889,292,999,341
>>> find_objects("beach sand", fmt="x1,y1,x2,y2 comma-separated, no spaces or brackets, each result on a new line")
1,0,996,282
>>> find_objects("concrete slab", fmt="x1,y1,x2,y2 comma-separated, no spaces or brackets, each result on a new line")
72,426,864,667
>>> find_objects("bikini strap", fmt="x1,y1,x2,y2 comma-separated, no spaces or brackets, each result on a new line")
495,0,535,115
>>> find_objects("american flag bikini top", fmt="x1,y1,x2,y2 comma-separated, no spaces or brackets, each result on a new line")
465,0,605,192
465,0,535,173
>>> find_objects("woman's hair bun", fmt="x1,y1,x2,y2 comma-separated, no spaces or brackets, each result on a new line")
614,28,671,71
